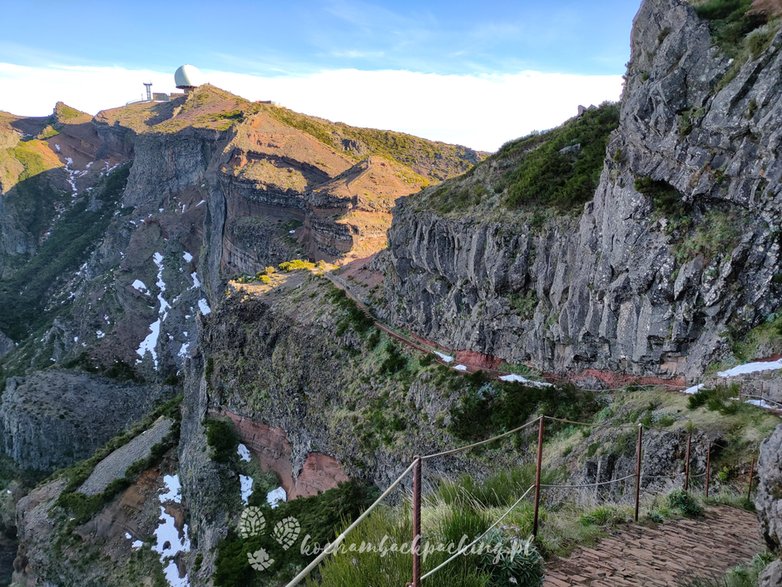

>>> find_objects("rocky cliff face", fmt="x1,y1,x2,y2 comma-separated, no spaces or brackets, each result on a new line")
381,0,782,383
0,370,173,472
756,423,782,584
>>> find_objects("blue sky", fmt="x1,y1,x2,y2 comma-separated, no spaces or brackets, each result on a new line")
0,0,642,150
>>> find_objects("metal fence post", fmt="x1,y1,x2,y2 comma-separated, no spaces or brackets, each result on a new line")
533,416,544,539
684,429,692,492
634,423,643,522
412,456,422,587
747,457,755,502
704,441,711,499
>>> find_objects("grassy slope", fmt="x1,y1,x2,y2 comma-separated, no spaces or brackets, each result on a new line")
411,102,620,216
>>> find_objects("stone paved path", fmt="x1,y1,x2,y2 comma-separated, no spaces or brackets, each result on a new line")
544,506,765,586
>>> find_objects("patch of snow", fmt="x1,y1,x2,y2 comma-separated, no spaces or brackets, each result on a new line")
96,330,105,339
267,487,287,509
499,374,553,388
136,319,161,369
54,143,61,152
73,336,79,343
132,279,148,293
178,343,190,358
684,383,704,395
746,399,775,409
289,229,296,234
131,540,143,550
125,532,132,540
454,364,468,372
237,443,251,462
152,474,190,586
717,359,782,378
182,251,193,263
197,299,211,315
160,474,182,503
190,272,201,289
239,475,253,505
195,200,205,207
434,351,454,363
153,252,171,319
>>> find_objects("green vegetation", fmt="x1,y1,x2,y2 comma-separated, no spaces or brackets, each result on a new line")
672,209,742,264
635,176,743,265
686,552,775,586
311,470,546,587
54,395,182,526
214,480,379,586
0,165,130,339
327,287,374,335
449,374,600,441
36,124,60,140
634,176,686,217
687,383,751,416
278,259,317,272
728,312,782,363
54,102,89,123
667,489,705,517
9,139,61,182
509,291,538,319
692,0,780,90
693,0,769,56
498,102,619,211
206,418,239,464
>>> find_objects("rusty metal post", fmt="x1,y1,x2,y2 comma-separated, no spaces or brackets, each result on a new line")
533,416,544,539
411,456,422,587
634,423,643,522
747,457,755,502
704,442,711,499
684,429,692,492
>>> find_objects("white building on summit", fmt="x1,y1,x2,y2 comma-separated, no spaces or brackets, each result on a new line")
174,64,201,94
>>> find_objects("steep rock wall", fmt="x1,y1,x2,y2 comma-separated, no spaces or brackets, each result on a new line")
383,0,782,382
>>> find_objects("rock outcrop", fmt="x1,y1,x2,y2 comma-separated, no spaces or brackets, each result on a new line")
0,370,173,472
381,0,782,383
757,423,782,550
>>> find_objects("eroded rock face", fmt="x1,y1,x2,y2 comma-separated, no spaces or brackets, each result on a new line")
756,424,782,551
0,370,173,472
382,0,782,382
221,410,349,499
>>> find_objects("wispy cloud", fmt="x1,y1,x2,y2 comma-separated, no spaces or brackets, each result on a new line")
0,63,624,152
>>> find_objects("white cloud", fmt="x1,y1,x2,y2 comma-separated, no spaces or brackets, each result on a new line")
0,62,623,152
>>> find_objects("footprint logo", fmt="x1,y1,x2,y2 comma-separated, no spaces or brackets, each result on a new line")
247,548,274,571
239,507,266,539
238,507,303,573
273,517,301,550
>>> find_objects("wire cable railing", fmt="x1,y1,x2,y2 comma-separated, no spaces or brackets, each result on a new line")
283,411,760,587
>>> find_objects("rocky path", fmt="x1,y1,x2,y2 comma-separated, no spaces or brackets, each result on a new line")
544,506,765,586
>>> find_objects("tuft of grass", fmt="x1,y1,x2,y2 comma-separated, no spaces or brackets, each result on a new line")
693,0,769,56
684,551,776,587
668,489,705,518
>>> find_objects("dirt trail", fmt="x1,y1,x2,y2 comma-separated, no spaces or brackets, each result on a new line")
544,506,765,586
